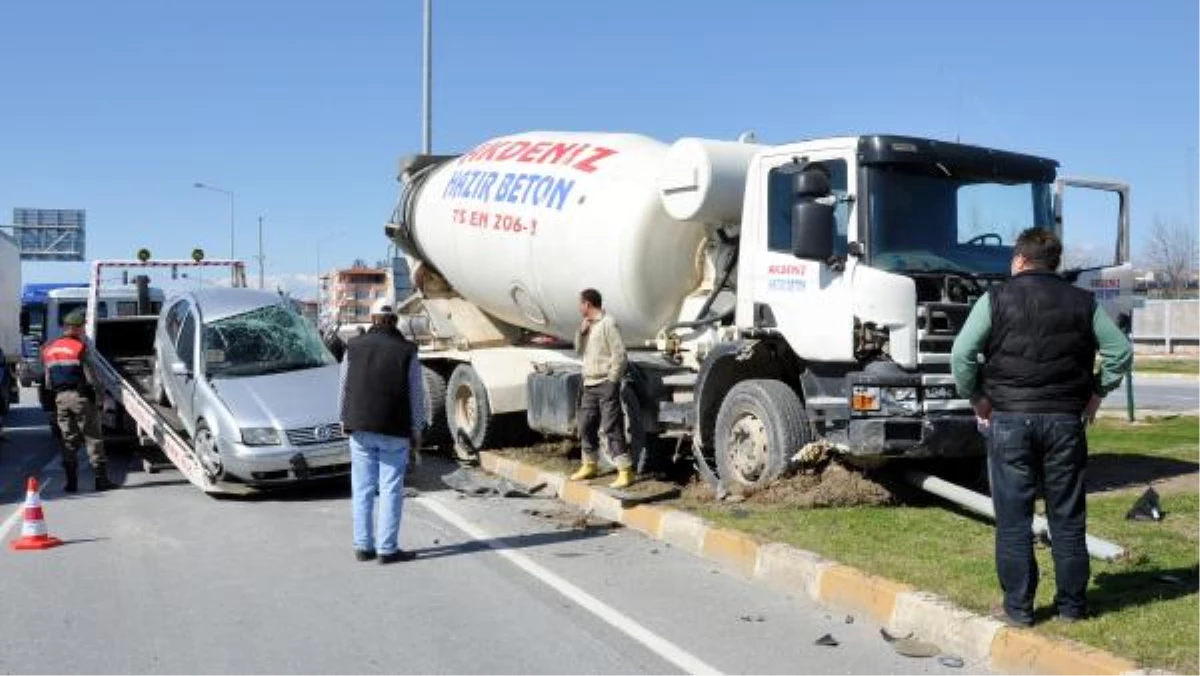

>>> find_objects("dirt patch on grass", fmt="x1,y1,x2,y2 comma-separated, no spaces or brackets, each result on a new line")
754,461,898,507
494,440,582,476
682,460,898,508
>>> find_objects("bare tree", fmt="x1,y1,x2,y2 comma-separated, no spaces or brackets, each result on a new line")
1145,216,1199,298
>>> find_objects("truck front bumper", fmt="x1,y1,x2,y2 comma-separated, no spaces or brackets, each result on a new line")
845,414,984,459
223,441,351,485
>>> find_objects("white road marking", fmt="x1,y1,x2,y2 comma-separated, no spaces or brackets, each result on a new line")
416,495,724,676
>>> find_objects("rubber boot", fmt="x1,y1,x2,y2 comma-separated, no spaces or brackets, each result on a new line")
63,463,79,494
569,461,597,482
93,464,116,492
609,467,635,490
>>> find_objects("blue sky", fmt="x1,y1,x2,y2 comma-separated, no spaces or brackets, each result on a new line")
2,0,1196,297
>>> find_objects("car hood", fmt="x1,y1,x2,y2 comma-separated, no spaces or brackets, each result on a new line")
210,364,341,430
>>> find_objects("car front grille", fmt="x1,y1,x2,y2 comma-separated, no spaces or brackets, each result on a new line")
285,422,346,447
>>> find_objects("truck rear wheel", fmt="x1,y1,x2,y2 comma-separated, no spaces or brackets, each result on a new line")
714,379,812,494
421,366,450,452
446,365,494,462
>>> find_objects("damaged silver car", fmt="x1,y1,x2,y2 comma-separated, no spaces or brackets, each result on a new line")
151,289,349,485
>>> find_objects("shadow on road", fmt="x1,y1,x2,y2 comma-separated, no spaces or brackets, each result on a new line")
411,526,611,561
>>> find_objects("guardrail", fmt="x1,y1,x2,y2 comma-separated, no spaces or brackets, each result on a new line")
1132,299,1199,353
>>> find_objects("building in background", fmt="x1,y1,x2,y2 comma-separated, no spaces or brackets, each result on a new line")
293,299,320,324
320,262,389,325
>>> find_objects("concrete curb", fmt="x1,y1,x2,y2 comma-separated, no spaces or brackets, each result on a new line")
478,450,1149,675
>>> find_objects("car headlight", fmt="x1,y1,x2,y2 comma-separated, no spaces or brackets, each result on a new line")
241,427,281,446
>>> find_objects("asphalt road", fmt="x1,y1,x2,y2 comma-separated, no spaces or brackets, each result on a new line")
1099,374,1198,413
0,389,984,675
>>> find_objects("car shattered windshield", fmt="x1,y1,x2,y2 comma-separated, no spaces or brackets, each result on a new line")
866,165,1054,276
202,303,334,378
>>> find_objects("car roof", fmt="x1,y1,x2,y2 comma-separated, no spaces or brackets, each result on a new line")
181,288,290,322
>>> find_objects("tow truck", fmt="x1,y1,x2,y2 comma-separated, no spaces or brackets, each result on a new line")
85,254,253,495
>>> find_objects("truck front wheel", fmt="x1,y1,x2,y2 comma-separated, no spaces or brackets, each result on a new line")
446,365,494,461
714,379,812,494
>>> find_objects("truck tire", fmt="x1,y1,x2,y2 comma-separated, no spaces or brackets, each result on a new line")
714,379,812,494
421,366,450,452
446,365,494,461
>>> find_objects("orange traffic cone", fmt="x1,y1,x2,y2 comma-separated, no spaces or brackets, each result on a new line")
9,477,64,551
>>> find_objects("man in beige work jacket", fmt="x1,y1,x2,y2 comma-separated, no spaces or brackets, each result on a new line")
569,288,634,489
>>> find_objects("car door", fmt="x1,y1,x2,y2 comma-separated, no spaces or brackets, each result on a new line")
171,308,200,428
158,299,188,402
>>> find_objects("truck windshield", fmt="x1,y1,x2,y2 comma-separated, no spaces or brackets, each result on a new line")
23,304,46,339
202,304,335,378
865,165,1054,276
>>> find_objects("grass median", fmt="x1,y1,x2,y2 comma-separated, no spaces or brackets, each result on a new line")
1134,356,1199,376
492,416,1198,671
688,416,1199,673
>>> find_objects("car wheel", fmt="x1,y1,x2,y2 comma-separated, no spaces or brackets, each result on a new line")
714,379,812,495
193,420,223,482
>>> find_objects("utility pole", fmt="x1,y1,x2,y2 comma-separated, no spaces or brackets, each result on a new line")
1188,145,1197,234
257,215,265,289
422,0,433,154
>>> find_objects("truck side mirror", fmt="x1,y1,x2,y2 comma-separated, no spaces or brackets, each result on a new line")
791,168,835,261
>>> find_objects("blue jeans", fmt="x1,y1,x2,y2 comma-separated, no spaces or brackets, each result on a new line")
988,412,1090,623
350,431,410,556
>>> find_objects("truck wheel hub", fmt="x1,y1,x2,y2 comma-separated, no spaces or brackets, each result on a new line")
455,386,477,431
728,414,768,482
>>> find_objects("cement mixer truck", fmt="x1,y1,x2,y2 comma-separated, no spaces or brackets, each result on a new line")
384,132,1133,493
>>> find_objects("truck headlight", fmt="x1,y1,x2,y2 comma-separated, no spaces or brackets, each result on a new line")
241,427,281,446
881,387,921,415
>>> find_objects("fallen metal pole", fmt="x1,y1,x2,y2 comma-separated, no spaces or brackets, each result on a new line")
903,470,1125,562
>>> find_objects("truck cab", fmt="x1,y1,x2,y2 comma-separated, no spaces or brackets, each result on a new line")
688,134,1131,486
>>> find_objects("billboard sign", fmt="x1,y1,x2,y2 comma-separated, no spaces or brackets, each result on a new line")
10,208,86,261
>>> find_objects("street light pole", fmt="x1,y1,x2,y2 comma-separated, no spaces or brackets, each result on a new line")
256,216,265,289
194,182,235,259
422,0,433,154
315,231,344,324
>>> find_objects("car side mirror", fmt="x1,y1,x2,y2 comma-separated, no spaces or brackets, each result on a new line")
791,168,835,261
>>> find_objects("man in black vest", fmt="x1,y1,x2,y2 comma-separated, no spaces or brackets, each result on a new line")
339,298,426,564
951,227,1131,627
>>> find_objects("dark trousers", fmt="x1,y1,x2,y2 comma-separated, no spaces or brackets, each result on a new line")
988,412,1090,623
578,380,631,469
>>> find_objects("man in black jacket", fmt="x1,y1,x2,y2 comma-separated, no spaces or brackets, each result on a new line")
339,299,426,564
951,227,1132,626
